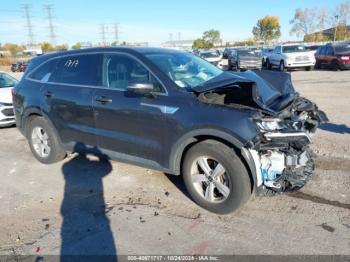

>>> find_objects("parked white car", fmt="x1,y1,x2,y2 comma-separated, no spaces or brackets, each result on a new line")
198,49,226,69
0,72,18,127
266,44,316,71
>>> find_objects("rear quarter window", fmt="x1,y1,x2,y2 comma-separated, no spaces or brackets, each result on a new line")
50,54,102,86
28,59,58,82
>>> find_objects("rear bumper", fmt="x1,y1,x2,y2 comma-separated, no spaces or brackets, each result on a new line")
286,61,315,68
340,63,350,69
0,105,15,127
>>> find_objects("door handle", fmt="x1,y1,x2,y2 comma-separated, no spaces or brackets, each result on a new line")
44,91,53,98
95,96,112,104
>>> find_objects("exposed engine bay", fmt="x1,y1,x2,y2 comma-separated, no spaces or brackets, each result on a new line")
196,70,328,195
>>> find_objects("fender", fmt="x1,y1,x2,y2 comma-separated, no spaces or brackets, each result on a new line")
20,107,64,147
169,128,258,191
169,128,245,175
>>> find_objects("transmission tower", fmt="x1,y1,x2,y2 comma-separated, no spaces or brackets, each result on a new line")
44,4,57,44
22,4,35,45
114,23,119,45
100,24,106,46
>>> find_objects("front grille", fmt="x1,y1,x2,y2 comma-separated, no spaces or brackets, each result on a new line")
1,108,14,117
295,56,310,62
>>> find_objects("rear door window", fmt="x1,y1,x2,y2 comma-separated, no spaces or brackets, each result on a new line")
325,46,333,56
51,54,102,86
28,58,59,82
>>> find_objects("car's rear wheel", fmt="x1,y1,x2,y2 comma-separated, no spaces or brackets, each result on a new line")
331,60,340,71
27,116,66,164
182,140,251,214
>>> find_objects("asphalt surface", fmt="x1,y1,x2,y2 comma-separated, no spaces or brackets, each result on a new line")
0,70,349,257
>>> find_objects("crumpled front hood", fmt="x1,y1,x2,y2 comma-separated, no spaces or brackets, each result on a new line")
194,70,297,113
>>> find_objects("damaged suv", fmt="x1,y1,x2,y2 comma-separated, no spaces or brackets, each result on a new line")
13,48,327,214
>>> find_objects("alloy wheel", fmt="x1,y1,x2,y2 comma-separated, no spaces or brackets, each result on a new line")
31,126,51,158
190,156,231,203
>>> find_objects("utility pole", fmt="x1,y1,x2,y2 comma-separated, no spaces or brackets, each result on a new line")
114,23,119,45
334,15,339,42
22,4,35,45
43,4,56,45
100,24,106,46
178,32,181,41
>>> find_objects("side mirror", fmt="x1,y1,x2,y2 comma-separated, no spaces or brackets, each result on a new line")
127,82,154,95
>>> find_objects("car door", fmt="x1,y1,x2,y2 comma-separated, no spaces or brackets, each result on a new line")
325,46,334,65
315,46,323,64
41,53,102,148
92,53,169,167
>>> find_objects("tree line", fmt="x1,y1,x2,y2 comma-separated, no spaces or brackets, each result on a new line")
193,1,350,49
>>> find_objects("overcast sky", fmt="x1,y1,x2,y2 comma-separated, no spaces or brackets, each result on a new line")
0,0,345,46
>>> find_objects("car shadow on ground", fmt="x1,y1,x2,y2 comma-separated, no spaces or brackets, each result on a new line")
60,143,117,262
164,173,192,200
320,123,350,134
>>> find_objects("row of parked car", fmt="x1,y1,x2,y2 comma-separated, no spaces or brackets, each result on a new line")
195,41,350,72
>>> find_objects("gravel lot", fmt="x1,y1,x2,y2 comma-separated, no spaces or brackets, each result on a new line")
0,70,349,257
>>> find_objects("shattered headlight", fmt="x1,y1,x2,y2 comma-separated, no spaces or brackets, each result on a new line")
256,118,284,131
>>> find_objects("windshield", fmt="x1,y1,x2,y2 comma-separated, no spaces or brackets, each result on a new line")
200,51,220,58
0,73,18,88
282,45,307,53
237,49,260,57
146,52,222,89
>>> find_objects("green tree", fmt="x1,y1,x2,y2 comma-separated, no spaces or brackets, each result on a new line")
41,42,55,53
2,43,24,56
252,16,281,44
202,29,221,46
192,38,213,49
233,38,256,47
71,42,81,50
55,44,68,51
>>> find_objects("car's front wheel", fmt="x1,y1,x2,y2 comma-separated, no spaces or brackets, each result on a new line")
182,140,251,214
279,60,286,72
27,116,66,164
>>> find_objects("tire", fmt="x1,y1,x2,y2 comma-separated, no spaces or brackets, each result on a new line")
228,61,233,71
26,116,66,164
182,140,251,214
279,60,286,72
314,61,321,69
331,60,340,71
235,62,240,72
266,59,272,70
306,66,314,71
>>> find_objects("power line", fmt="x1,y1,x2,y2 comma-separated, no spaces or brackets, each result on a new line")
43,4,57,45
22,4,35,45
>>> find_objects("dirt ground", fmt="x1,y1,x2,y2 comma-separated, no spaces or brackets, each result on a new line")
0,70,349,257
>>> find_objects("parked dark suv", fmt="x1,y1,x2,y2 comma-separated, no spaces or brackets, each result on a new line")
315,42,350,70
13,47,327,214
